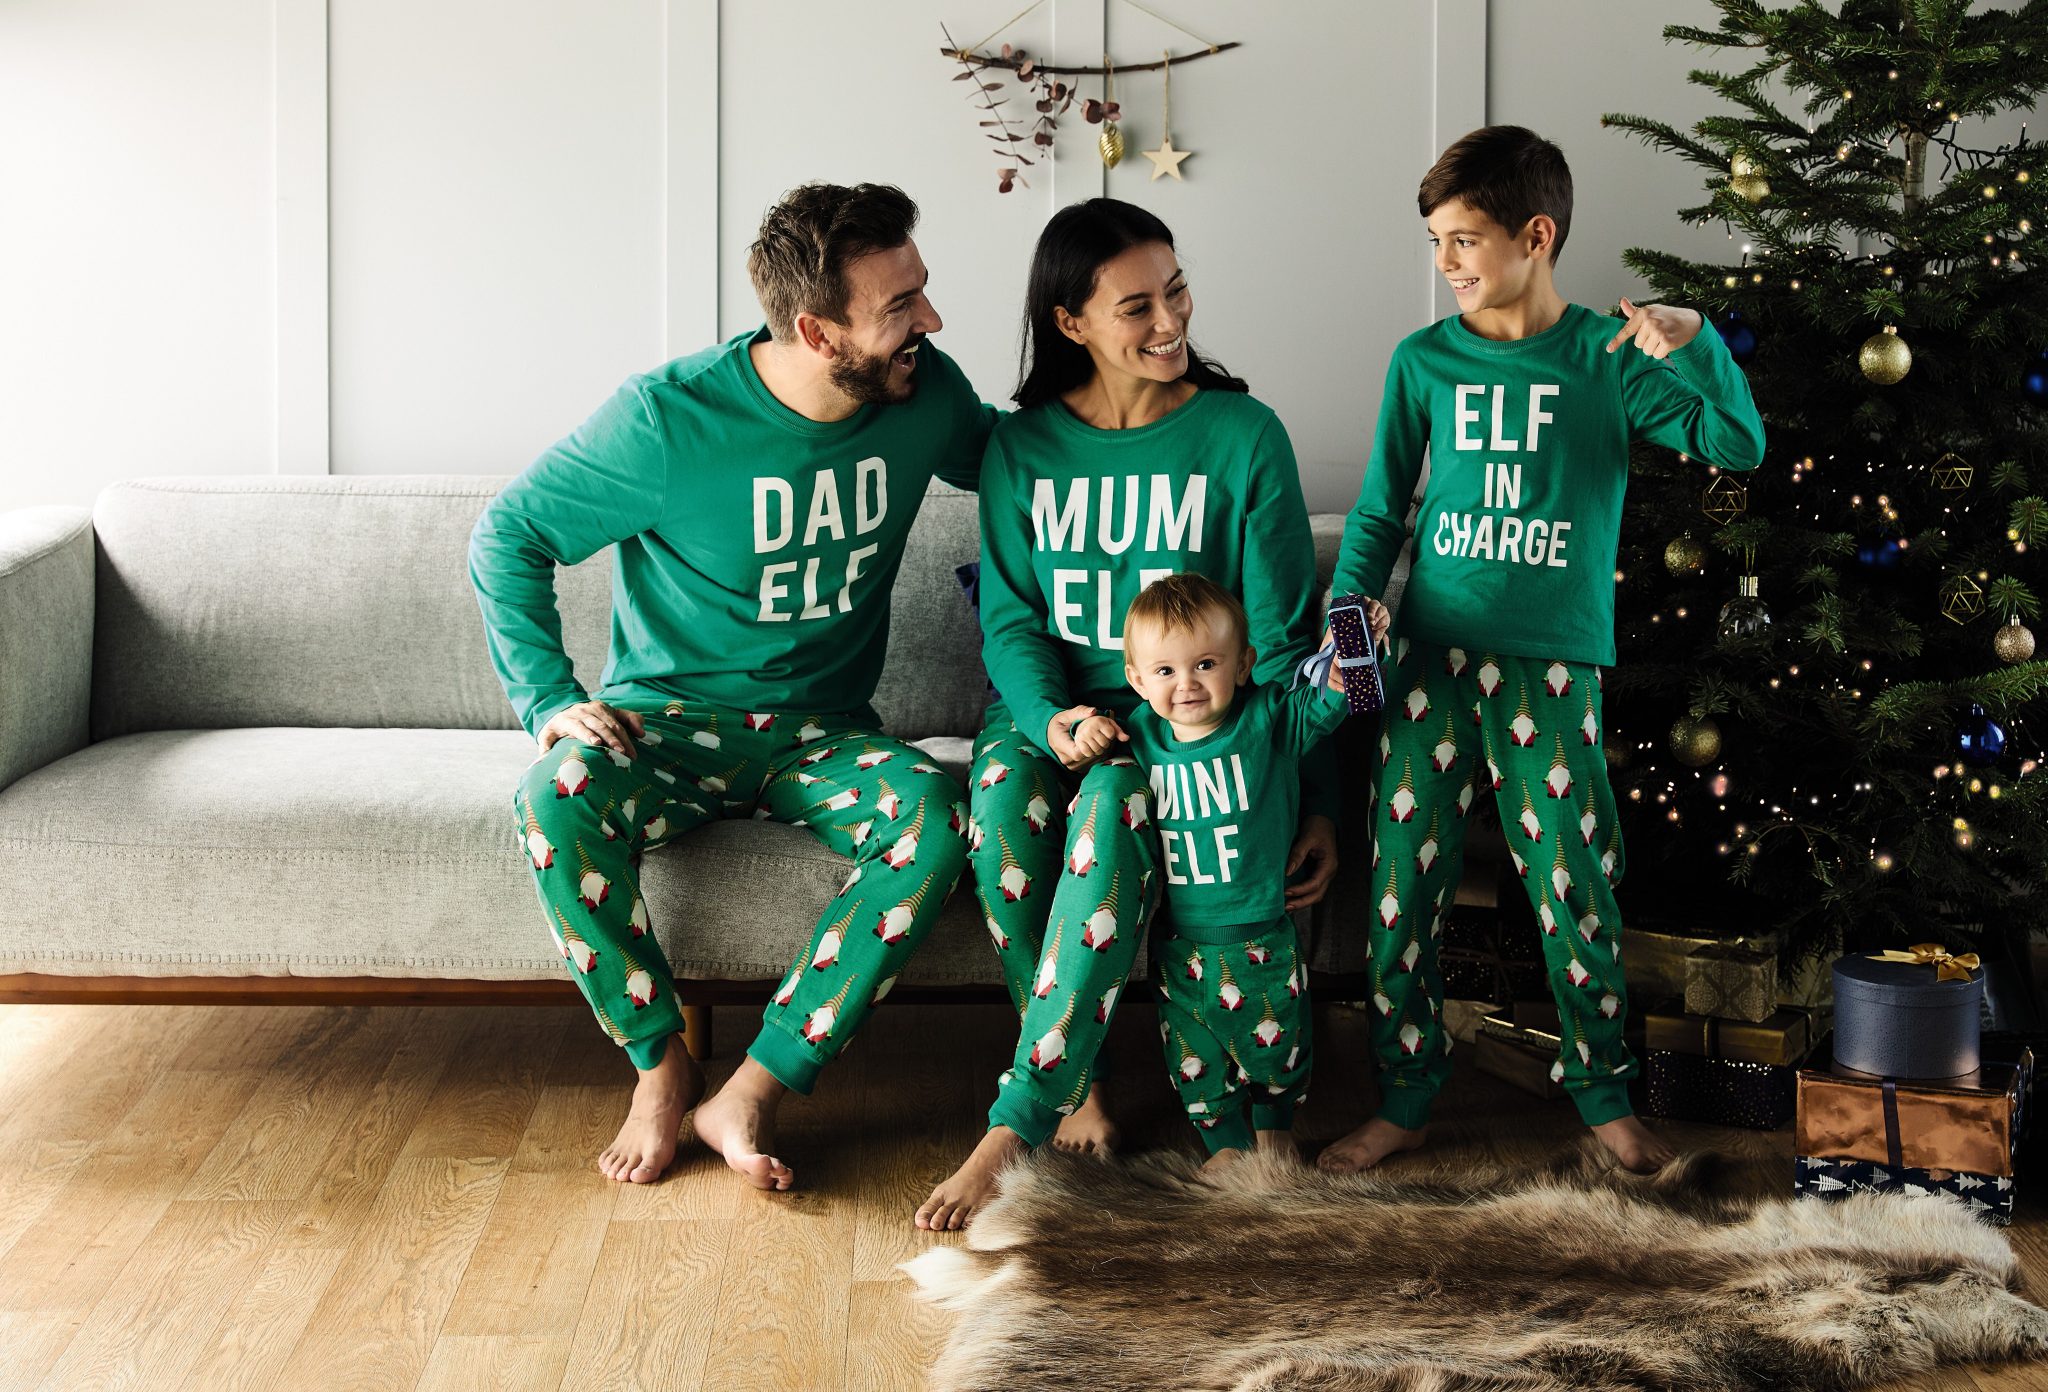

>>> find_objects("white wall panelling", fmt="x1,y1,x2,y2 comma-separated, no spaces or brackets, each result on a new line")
274,0,330,474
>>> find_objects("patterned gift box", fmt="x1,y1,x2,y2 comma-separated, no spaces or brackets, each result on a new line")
1641,1050,1796,1130
1624,929,1719,1000
1684,941,1778,1023
1440,909,1546,1004
1793,1156,2014,1225
1643,1005,1820,1068
1795,1046,2031,1177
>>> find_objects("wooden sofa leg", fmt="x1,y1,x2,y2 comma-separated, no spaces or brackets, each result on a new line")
680,1004,712,1061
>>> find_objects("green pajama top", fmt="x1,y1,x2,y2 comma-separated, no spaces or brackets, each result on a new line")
1332,304,1766,666
976,390,1337,818
470,328,996,737
1125,681,1349,940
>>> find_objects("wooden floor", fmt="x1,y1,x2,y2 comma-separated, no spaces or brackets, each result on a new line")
1,1001,2045,1392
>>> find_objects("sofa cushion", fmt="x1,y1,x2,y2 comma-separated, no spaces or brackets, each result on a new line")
0,727,1019,984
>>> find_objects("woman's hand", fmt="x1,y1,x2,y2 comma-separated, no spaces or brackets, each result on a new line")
1047,705,1127,770
538,700,645,757
1284,814,1340,910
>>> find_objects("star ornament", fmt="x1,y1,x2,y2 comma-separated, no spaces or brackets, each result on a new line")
1143,135,1191,181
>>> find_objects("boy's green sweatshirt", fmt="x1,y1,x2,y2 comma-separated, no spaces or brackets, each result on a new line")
470,329,994,736
1333,304,1765,665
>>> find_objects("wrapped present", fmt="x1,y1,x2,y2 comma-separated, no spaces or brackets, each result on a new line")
1794,1156,2013,1225
1833,945,1984,1079
1642,1050,1795,1130
1684,941,1779,1023
1440,909,1546,1004
1623,929,1719,1000
1324,594,1386,715
1483,1001,1649,1056
1642,1005,1820,1068
1795,1044,2029,1176
1472,1030,1566,1100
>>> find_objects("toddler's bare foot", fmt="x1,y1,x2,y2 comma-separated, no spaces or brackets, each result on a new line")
689,1056,793,1191
597,1033,704,1184
1591,1115,1677,1174
1316,1117,1428,1174
1052,1081,1121,1155
916,1126,1026,1231
1255,1129,1301,1164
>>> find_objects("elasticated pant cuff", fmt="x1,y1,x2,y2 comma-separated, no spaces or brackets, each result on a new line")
1571,1078,1635,1127
1198,1114,1256,1156
988,1083,1060,1149
624,1014,687,1071
747,1022,824,1096
1251,1100,1297,1135
1375,1085,1437,1131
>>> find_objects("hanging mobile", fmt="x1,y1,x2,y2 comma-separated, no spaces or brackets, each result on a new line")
1142,50,1192,181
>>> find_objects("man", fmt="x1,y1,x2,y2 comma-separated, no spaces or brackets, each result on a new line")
471,182,994,1189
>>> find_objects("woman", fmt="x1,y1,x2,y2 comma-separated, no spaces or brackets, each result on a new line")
917,199,1338,1230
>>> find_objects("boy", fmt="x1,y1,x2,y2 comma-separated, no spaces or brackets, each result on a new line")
1318,126,1765,1175
1088,573,1349,1168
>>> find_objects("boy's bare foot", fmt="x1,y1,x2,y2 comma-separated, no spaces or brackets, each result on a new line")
689,1056,794,1191
598,1033,705,1184
1052,1081,1120,1155
1316,1117,1428,1174
1591,1114,1677,1174
1255,1129,1301,1164
1200,1147,1246,1175
916,1126,1026,1230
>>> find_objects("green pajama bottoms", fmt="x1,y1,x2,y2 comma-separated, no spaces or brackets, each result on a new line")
1367,637,1636,1128
963,705,1161,1148
1155,917,1311,1155
515,702,969,1089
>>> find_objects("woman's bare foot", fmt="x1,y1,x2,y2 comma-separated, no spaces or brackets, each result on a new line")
1315,1117,1428,1174
1591,1115,1677,1174
689,1056,794,1191
598,1033,705,1184
916,1126,1026,1231
1255,1129,1301,1164
1052,1081,1120,1155
1200,1147,1246,1175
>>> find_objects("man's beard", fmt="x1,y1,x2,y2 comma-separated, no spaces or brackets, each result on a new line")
829,336,922,405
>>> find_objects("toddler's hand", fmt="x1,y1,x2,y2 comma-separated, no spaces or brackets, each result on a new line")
1071,714,1121,762
1047,704,1127,770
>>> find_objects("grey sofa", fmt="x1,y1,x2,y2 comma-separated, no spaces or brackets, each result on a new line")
0,476,1381,1017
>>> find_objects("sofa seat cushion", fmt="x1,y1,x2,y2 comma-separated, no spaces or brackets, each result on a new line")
0,727,1030,985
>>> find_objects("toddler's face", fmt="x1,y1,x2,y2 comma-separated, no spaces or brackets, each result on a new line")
1125,611,1254,733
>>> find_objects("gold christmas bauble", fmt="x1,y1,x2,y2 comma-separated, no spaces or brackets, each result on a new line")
1664,535,1708,574
1729,173,1770,203
1098,124,1125,170
1669,715,1723,768
1730,151,1760,178
1995,621,2037,663
1859,326,1912,385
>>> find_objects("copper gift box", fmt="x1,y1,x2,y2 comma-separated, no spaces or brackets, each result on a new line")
1794,1048,2031,1177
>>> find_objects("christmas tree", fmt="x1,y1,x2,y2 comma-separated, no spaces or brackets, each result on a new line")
1599,0,2048,985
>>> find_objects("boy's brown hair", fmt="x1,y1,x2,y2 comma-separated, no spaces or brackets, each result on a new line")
1418,125,1572,264
747,183,919,342
1125,573,1250,653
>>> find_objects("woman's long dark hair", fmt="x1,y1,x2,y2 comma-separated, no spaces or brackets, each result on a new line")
1013,198,1247,409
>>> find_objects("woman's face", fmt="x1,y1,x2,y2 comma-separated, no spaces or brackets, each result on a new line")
1055,241,1191,387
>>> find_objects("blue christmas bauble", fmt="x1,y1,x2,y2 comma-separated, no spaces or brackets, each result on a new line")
2025,348,2048,404
1956,703,2007,766
1714,310,1758,365
1856,536,1905,570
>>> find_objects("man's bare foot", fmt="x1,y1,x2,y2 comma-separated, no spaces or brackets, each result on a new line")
1200,1147,1246,1175
689,1056,794,1191
1052,1081,1120,1155
1255,1129,1301,1164
1316,1117,1428,1174
916,1126,1026,1231
1591,1114,1677,1174
598,1033,705,1185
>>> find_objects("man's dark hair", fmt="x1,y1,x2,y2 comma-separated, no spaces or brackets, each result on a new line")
1418,126,1573,264
748,183,919,342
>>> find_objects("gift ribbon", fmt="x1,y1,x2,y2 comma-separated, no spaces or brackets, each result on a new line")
1881,1079,1903,1169
1866,942,1981,983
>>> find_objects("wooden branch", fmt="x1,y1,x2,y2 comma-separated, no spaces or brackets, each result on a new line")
938,41,1241,77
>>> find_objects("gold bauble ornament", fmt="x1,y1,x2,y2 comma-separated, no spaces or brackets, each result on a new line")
1859,326,1912,385
1730,173,1771,203
1730,151,1760,178
1098,123,1125,170
1664,535,1708,574
1995,621,2037,663
1669,715,1723,768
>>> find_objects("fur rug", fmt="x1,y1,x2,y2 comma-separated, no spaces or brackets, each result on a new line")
902,1144,2048,1392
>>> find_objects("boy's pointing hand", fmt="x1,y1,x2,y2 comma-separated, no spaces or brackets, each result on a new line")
1605,298,1703,360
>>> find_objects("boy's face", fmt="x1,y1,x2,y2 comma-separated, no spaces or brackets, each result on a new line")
1426,198,1552,314
1125,611,1255,732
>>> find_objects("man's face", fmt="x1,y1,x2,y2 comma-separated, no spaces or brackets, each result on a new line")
825,240,943,405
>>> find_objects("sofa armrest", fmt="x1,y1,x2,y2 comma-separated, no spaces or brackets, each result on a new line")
0,507,94,794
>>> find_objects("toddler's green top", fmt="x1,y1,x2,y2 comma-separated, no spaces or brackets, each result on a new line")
1333,304,1765,665
470,329,995,736
1125,681,1349,939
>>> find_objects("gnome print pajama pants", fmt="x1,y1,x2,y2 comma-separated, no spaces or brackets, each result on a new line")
1156,918,1312,1155
1368,638,1636,1128
515,702,969,1089
964,709,1161,1147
